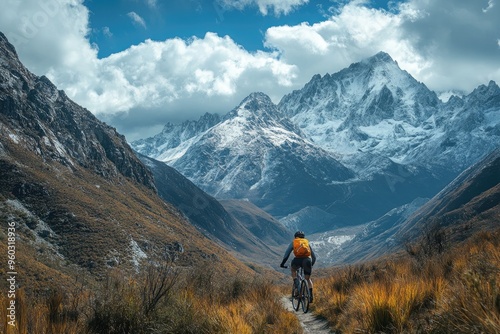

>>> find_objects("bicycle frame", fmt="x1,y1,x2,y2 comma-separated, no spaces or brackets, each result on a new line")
291,266,310,313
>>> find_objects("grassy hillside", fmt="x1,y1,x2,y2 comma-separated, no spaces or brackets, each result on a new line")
0,138,250,275
0,138,300,333
309,149,500,333
313,228,500,333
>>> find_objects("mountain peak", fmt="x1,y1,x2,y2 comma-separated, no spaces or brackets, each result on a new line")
241,92,273,105
469,80,500,98
364,51,395,65
466,80,500,108
228,92,277,119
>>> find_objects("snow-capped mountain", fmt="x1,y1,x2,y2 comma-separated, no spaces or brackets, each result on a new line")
140,92,354,217
132,52,500,233
404,80,500,170
278,52,500,175
133,112,221,162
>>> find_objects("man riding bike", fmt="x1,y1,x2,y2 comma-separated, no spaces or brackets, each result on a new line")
280,231,316,302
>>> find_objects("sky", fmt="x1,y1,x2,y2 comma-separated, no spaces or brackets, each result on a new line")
1,0,499,141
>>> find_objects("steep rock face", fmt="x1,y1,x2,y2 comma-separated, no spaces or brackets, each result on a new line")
0,32,155,190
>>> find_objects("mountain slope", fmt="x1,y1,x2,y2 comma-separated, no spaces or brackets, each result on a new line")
311,148,500,265
0,32,254,290
219,199,290,247
137,153,283,263
396,148,500,242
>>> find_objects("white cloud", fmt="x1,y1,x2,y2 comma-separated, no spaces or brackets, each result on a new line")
71,33,296,117
397,0,500,92
265,0,500,93
127,12,146,29
145,0,157,9
102,26,112,37
217,0,309,16
483,0,495,13
0,0,97,80
265,3,422,84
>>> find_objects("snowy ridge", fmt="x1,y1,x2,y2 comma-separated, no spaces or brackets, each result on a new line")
165,92,353,203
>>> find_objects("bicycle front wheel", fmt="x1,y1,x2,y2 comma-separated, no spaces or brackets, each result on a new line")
300,281,310,313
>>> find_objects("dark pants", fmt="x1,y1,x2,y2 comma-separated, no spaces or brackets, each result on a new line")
291,257,312,275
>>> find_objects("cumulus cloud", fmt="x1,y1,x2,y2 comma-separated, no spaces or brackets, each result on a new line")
216,0,309,16
71,33,296,115
0,0,98,80
265,3,420,84
397,0,500,92
127,11,147,29
265,0,500,93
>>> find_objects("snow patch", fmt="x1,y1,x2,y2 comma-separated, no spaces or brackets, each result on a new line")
5,199,64,259
130,239,147,269
9,133,19,144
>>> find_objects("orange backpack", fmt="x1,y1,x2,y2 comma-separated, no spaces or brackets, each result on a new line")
293,238,311,258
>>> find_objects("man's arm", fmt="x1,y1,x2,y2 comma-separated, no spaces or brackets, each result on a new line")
310,246,316,266
280,243,293,267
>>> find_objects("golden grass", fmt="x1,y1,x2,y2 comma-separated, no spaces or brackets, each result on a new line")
0,262,301,334
313,229,500,334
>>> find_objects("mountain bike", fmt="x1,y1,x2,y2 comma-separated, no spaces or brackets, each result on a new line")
285,265,310,313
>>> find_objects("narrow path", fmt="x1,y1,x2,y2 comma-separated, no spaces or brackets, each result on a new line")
281,296,335,334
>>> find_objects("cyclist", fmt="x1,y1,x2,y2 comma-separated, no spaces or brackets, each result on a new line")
280,230,316,302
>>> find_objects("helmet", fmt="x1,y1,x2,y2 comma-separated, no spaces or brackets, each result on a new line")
294,230,305,238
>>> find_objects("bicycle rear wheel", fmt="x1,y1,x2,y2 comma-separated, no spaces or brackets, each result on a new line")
292,283,300,311
300,281,310,313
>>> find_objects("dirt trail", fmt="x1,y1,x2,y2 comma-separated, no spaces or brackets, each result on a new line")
281,296,335,334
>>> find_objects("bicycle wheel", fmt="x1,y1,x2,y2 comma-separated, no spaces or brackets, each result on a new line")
300,281,310,313
292,283,300,311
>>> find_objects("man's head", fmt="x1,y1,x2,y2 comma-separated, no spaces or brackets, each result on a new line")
294,230,305,238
